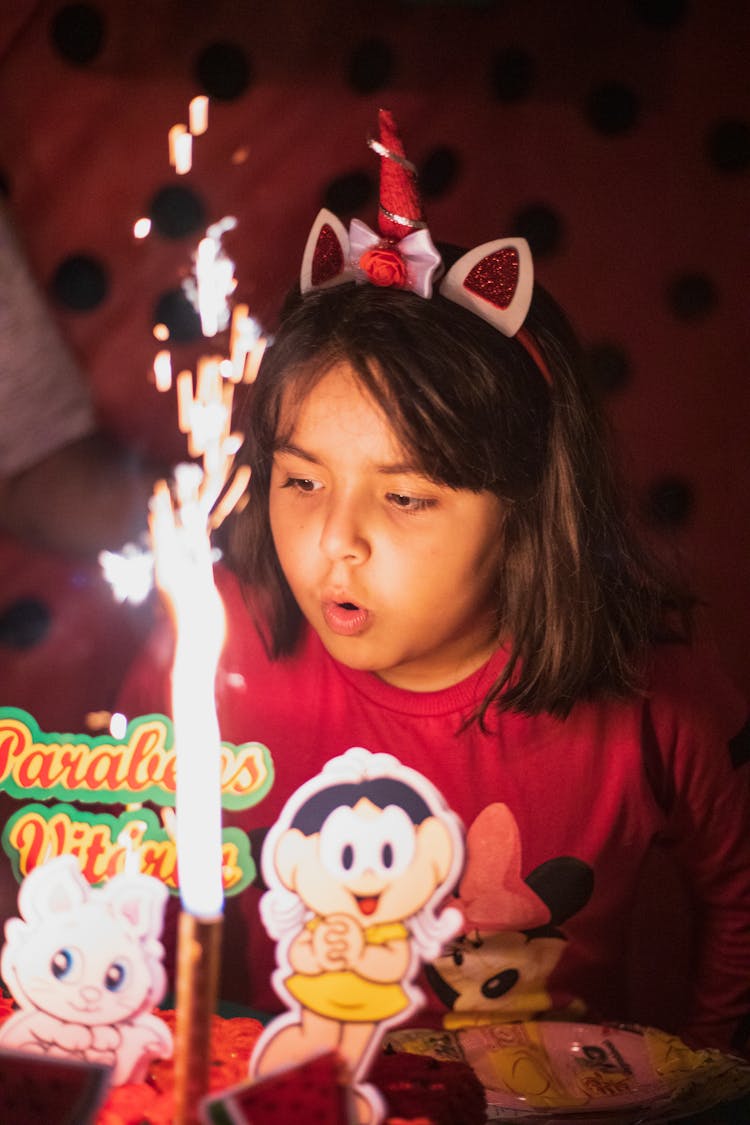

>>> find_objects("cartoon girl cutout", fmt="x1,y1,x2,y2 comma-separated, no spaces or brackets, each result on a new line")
250,747,465,1123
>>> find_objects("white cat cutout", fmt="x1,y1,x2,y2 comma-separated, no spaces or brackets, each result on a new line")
0,854,173,1084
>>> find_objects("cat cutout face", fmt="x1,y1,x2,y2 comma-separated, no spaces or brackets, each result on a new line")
0,855,173,1085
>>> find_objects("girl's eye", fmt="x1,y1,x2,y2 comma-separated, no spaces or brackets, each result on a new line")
282,477,321,494
386,492,435,513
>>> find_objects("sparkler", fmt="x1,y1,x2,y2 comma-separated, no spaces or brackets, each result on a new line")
141,99,261,1123
99,95,266,1119
149,229,255,1121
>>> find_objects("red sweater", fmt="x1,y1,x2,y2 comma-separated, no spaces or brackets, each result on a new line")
118,567,750,1054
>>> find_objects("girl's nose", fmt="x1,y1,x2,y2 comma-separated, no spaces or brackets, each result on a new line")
319,496,370,563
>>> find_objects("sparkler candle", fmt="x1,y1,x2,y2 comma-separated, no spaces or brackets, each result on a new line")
149,467,226,1125
148,215,254,1123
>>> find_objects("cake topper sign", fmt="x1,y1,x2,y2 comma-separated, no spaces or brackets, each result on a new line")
0,705,273,896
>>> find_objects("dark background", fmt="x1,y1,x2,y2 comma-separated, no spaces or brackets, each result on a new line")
0,0,747,733
0,0,748,1080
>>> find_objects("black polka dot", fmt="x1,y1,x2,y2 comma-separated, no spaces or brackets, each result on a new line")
348,38,394,94
490,48,536,103
0,598,52,649
510,203,564,258
50,3,106,66
645,476,694,528
322,171,375,216
585,82,640,135
419,147,460,200
631,0,689,29
149,185,206,240
0,169,10,198
584,342,632,394
706,119,750,174
194,42,252,101
51,254,109,311
667,272,717,321
153,288,202,343
729,718,750,769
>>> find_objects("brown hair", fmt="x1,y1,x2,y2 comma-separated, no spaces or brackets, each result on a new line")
229,276,692,721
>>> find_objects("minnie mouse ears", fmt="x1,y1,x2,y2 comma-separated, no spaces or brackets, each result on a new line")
300,109,537,346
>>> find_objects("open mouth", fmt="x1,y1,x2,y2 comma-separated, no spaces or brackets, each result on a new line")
355,894,380,916
322,600,370,636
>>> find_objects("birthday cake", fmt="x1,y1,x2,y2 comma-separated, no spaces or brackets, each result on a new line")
0,998,487,1125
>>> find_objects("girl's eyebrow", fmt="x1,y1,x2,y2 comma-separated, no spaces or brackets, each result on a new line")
273,441,322,465
273,441,424,477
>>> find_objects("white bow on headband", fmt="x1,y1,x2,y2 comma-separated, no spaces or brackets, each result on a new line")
300,207,534,340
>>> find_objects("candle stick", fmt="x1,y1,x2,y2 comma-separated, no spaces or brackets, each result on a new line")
174,912,223,1124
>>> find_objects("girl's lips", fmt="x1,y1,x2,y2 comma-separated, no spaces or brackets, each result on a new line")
322,600,371,636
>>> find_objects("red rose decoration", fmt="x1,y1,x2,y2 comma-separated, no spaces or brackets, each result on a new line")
359,244,408,288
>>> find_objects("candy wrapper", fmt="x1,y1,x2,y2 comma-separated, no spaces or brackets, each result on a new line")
386,1020,750,1122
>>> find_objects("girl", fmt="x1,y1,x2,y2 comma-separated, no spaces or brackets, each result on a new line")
119,111,750,1057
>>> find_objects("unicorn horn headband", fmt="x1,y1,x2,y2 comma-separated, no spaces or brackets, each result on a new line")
301,108,551,384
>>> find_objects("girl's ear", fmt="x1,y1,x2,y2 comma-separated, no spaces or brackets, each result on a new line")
439,238,534,338
18,855,89,925
273,828,310,892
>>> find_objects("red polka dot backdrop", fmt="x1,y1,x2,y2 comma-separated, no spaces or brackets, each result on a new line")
0,0,747,722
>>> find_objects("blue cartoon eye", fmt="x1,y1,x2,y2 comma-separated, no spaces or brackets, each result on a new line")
104,961,127,992
51,948,73,980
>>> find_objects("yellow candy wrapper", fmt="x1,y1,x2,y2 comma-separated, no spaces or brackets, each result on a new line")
386,1020,750,1122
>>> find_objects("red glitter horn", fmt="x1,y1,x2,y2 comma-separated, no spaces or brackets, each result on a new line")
369,108,426,240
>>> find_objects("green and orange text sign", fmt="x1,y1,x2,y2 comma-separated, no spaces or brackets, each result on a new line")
0,707,274,897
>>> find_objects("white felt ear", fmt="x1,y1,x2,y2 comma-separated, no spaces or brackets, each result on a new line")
300,208,352,293
439,237,534,338
17,855,89,926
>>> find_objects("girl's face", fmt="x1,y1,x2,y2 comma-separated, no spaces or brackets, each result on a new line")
268,361,504,692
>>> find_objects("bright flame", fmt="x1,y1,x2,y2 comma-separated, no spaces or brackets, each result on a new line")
169,123,192,175
184,216,238,337
189,95,209,136
103,177,256,917
150,472,226,917
229,303,264,382
99,543,154,605
154,349,173,392
133,217,152,239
